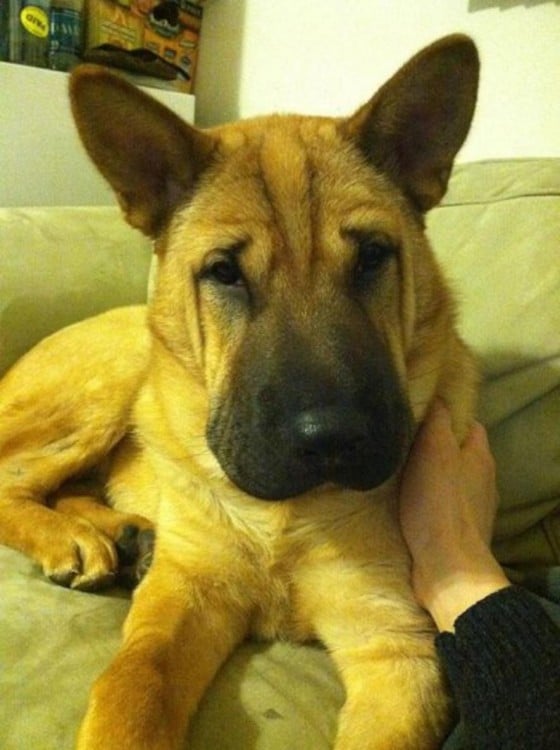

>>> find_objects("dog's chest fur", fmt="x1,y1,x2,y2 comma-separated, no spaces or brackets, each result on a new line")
149,453,408,643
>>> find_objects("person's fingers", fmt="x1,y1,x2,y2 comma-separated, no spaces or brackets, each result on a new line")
427,398,453,427
414,399,456,453
458,421,499,540
462,420,490,453
462,421,496,482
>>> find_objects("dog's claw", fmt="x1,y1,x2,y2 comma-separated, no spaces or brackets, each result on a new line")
48,565,117,592
48,569,80,587
70,570,116,592
47,561,117,592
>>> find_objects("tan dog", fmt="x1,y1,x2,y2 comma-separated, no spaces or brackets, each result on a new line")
0,35,479,749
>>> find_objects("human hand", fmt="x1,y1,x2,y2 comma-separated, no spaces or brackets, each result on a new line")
399,400,510,632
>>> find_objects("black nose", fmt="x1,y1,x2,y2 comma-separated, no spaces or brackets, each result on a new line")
292,406,370,470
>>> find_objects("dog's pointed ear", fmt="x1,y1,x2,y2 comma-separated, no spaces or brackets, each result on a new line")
70,66,216,236
343,35,479,212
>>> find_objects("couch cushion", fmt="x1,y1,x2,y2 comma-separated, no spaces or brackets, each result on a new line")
427,158,560,567
0,206,152,375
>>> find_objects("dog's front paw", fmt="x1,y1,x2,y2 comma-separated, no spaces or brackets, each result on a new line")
44,516,118,590
333,652,452,750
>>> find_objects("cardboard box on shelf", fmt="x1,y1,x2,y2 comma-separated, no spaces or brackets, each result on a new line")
85,0,203,93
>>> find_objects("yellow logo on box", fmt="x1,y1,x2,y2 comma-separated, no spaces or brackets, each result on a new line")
20,6,49,38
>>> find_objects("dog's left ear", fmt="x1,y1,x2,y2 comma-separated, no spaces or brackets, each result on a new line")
343,35,479,212
70,66,216,236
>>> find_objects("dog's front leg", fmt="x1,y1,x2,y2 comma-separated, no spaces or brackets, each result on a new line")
329,633,452,750
298,559,452,750
77,553,249,750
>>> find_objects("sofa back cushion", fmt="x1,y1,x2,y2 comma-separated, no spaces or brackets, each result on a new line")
428,158,560,568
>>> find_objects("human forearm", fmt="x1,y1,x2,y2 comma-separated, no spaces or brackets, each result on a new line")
436,586,560,749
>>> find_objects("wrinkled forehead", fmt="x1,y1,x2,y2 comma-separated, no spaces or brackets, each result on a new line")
172,116,402,260
253,125,315,249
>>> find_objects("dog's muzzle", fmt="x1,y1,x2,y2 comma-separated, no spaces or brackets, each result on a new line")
207,387,412,501
207,313,413,500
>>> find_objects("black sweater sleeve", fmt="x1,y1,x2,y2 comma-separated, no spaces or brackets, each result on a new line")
436,586,560,749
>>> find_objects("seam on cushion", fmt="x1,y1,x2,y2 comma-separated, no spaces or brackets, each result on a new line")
456,157,559,167
442,157,560,206
438,192,560,209
483,354,560,385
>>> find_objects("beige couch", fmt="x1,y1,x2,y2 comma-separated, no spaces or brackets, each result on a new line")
1,158,559,749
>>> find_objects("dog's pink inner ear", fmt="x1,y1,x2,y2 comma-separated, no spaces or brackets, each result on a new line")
69,66,216,236
343,34,479,212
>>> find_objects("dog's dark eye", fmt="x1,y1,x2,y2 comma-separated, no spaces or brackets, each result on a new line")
204,256,244,287
353,234,395,284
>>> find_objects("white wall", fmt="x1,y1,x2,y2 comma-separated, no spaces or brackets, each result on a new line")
196,0,560,161
0,63,195,207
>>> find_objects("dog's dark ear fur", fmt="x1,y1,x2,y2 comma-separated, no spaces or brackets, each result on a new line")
70,66,216,236
343,35,479,212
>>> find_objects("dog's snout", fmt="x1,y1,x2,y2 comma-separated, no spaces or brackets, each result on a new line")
292,406,368,466
208,319,414,499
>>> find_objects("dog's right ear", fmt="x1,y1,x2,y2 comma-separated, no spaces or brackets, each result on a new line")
342,35,479,212
70,66,216,237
